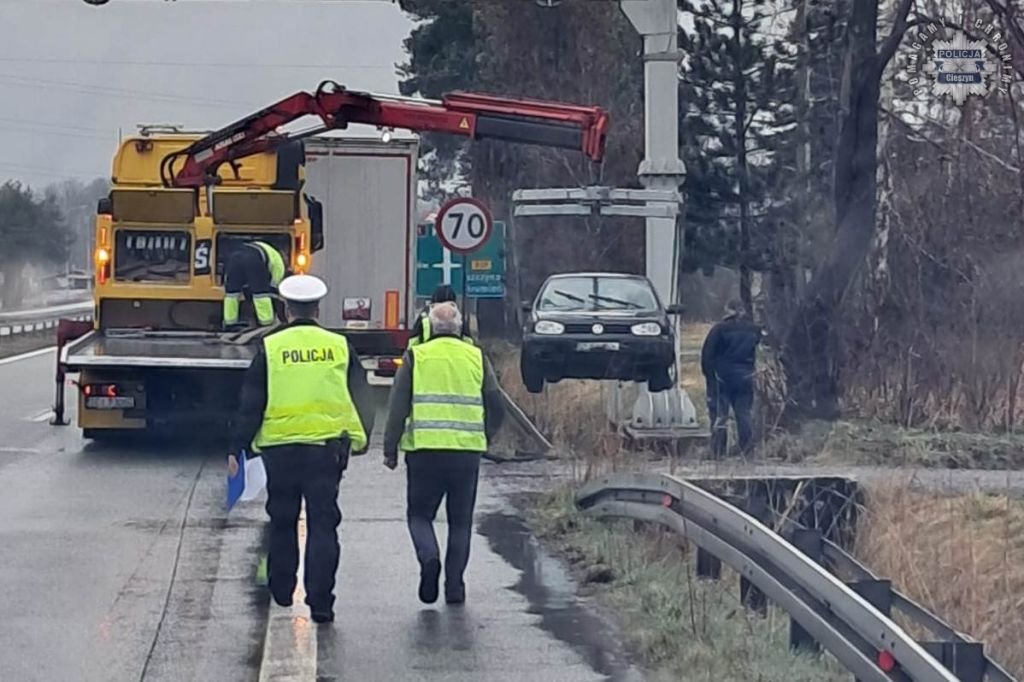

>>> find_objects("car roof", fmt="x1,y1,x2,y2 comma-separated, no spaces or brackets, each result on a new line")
544,272,649,281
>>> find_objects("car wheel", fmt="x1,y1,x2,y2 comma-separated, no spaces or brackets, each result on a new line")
521,360,545,394
648,367,674,392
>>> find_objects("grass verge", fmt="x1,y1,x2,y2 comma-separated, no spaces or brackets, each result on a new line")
526,487,848,682
857,484,1024,677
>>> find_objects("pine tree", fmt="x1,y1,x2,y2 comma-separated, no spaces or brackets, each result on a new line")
679,0,797,309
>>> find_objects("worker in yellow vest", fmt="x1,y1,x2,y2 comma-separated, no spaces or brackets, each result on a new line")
228,274,374,624
408,284,473,349
223,240,288,330
383,301,504,605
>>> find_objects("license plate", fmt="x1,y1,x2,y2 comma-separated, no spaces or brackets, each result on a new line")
576,342,620,351
85,396,136,410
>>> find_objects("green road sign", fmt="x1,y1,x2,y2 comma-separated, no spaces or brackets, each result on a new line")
416,221,505,299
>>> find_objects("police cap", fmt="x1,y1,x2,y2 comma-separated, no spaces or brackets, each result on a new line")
278,274,328,303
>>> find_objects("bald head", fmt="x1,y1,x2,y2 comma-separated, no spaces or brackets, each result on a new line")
428,301,462,336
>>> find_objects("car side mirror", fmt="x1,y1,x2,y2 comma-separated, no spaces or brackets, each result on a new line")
521,301,533,312
666,303,685,315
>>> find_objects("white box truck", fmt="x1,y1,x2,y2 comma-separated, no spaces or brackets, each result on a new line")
304,134,419,385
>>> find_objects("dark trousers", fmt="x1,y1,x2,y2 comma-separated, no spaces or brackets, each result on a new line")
707,372,754,456
224,244,272,299
262,443,346,611
405,452,481,591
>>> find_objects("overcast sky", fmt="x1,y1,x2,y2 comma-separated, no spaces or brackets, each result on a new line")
0,0,414,187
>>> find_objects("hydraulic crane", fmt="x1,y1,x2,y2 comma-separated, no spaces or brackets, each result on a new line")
161,80,608,189
52,81,611,435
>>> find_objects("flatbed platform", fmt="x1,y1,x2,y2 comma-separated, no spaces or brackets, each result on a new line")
63,330,257,370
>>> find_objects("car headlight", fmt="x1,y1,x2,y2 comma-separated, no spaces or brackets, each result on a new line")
534,320,565,335
630,322,662,336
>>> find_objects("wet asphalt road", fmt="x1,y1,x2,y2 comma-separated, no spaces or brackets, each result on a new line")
0,349,639,682
0,349,268,681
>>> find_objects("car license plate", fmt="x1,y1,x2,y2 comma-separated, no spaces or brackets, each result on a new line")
85,396,135,410
576,342,620,351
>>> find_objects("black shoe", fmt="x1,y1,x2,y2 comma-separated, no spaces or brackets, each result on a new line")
270,588,293,608
310,608,334,624
445,583,465,605
419,558,441,604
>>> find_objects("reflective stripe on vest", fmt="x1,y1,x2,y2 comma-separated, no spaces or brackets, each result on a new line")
250,241,286,287
253,325,367,452
399,336,486,452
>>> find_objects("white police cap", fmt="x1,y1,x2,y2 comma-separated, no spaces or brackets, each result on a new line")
278,274,328,303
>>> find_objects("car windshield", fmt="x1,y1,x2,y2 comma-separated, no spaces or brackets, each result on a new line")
537,276,658,312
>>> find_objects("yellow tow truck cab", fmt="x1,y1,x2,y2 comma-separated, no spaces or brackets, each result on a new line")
65,128,322,437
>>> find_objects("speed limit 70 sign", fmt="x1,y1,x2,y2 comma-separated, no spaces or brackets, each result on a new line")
435,197,493,255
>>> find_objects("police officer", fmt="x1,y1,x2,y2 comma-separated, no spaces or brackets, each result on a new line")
228,274,375,623
408,284,472,348
700,299,763,457
223,240,288,330
383,302,504,605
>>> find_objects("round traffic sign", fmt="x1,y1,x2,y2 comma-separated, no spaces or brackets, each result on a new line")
435,197,493,255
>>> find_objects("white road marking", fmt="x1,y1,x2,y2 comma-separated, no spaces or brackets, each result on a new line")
258,507,317,682
0,346,56,367
26,409,53,423
0,447,41,454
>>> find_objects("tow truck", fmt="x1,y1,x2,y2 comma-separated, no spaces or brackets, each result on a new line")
51,81,608,437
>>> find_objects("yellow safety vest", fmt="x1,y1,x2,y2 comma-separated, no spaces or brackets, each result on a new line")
399,336,486,453
252,325,367,452
250,241,286,288
407,312,431,349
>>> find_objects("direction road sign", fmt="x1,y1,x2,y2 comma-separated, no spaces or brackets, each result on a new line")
416,221,505,299
435,197,493,254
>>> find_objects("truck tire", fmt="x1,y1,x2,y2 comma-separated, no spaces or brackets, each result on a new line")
521,361,545,394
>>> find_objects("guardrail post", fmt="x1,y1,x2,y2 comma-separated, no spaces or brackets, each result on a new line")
695,548,721,580
920,642,985,682
788,528,824,652
848,579,894,682
740,490,769,616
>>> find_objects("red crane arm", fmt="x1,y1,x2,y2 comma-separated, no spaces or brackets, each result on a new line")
163,81,609,188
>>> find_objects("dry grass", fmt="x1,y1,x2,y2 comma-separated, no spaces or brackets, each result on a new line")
530,488,848,681
856,483,1024,677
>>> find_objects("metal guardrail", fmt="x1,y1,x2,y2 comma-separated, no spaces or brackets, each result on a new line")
576,473,961,682
0,301,92,338
771,512,1016,682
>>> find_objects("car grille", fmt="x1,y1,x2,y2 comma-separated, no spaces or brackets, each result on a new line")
563,322,633,334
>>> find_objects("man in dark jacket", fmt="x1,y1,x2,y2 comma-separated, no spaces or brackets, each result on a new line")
701,299,763,457
383,301,504,605
408,284,472,348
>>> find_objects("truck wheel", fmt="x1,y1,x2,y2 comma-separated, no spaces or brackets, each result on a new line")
521,361,545,394
648,367,674,392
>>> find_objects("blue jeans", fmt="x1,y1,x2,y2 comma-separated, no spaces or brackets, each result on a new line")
707,373,754,456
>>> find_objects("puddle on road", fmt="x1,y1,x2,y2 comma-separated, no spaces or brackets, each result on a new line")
478,512,642,681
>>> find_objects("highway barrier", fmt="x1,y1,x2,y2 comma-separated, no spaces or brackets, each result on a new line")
576,473,1014,682
0,301,92,338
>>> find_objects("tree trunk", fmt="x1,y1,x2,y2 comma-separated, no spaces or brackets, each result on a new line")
731,0,753,314
782,0,883,420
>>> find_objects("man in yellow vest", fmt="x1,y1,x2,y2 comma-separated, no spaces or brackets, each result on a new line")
383,301,504,605
228,274,375,623
222,240,288,330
